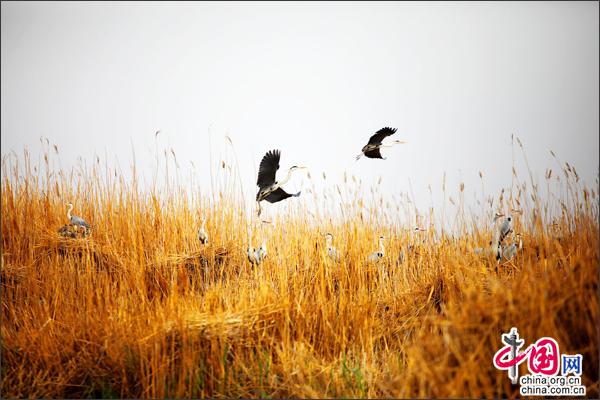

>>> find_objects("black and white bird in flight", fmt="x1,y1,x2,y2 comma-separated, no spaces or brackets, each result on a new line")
255,149,306,216
356,127,406,160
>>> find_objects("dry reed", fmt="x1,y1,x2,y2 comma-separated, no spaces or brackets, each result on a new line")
1,142,598,399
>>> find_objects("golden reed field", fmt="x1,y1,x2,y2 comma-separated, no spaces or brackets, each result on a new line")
1,141,598,399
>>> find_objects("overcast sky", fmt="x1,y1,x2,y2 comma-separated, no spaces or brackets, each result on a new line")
2,1,598,221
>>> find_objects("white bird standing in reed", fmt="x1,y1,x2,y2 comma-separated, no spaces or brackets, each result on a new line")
367,236,385,262
324,233,339,261
198,217,208,244
66,203,90,236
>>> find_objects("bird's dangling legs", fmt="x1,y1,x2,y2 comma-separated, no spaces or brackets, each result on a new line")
355,154,363,161
257,201,262,217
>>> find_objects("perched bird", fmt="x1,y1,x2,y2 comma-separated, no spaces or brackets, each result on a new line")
473,212,512,261
356,127,406,160
198,217,208,244
501,233,523,261
257,242,267,263
247,246,259,265
324,233,340,261
66,203,90,235
494,212,513,245
247,242,267,265
255,149,306,216
367,236,386,262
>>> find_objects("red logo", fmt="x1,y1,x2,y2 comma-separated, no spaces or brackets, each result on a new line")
493,327,560,384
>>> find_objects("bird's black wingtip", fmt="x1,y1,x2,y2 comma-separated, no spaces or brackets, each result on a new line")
261,149,281,160
376,127,397,135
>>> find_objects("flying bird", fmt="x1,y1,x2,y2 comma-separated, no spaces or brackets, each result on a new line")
256,149,306,216
66,203,90,236
356,127,406,160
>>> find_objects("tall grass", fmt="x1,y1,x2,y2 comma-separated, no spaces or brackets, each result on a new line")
1,140,598,398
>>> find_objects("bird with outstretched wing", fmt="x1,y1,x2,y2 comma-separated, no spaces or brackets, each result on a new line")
356,127,405,160
255,149,306,216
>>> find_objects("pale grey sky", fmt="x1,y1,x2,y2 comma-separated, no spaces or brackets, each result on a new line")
2,1,598,221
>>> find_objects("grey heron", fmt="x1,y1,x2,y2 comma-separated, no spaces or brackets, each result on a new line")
66,203,90,235
247,242,267,265
367,236,386,262
198,217,208,244
493,212,514,247
257,242,267,263
501,233,523,261
247,246,259,265
324,233,340,261
356,127,406,160
255,149,306,216
473,212,511,261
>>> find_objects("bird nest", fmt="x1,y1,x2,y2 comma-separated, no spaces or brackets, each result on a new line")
153,303,285,344
35,228,122,274
143,247,233,300
149,247,231,271
57,224,90,239
0,262,28,289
